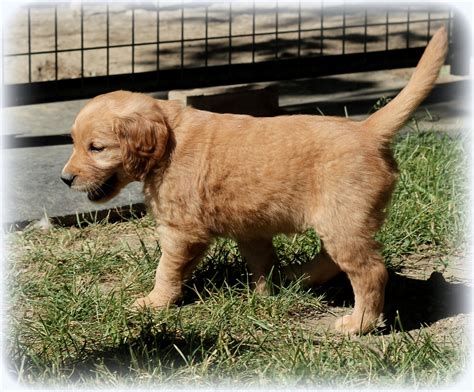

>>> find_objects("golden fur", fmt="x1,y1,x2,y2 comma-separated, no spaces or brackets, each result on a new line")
62,27,448,334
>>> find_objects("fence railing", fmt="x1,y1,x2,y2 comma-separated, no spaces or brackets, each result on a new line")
2,1,458,106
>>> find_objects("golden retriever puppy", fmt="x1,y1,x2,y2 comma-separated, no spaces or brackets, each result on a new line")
61,28,448,334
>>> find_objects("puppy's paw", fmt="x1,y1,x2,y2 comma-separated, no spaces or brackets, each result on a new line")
334,314,380,335
254,278,272,296
335,314,371,335
132,295,168,310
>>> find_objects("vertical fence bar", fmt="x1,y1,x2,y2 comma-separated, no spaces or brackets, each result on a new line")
363,8,367,53
28,6,31,83
297,0,301,57
80,3,84,83
54,5,58,81
447,6,452,43
132,6,135,75
275,0,278,60
406,5,410,48
156,1,160,76
181,2,184,72
427,9,431,43
229,1,232,66
205,4,208,67
320,0,324,56
106,3,110,81
252,0,256,63
342,1,346,55
450,8,470,75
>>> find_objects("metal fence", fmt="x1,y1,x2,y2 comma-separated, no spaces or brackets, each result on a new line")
2,1,459,106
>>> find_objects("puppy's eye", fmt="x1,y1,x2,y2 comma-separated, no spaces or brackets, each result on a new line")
89,144,105,153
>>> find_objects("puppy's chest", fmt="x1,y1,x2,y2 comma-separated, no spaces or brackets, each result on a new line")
142,173,202,225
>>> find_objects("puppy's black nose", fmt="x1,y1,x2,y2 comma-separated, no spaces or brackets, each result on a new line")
61,173,76,187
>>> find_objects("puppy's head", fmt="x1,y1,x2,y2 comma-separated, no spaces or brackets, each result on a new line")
61,91,170,203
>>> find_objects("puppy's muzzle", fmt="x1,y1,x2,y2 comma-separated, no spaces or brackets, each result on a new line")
61,172,76,187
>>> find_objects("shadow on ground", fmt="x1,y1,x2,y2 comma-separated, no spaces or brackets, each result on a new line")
312,269,471,333
178,255,472,333
65,322,222,381
180,254,472,333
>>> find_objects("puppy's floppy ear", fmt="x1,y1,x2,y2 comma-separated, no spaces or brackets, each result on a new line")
113,110,169,181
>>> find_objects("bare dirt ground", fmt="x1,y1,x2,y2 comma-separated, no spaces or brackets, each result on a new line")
3,2,450,84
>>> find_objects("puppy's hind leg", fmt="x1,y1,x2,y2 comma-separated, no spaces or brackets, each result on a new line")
282,242,341,285
322,236,388,334
237,238,278,295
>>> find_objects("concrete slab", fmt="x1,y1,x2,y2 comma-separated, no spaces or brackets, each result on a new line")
2,144,143,226
2,99,89,138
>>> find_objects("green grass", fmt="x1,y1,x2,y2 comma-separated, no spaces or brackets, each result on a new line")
5,131,469,387
380,131,468,265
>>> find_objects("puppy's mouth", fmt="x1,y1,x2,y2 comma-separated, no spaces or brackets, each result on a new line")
87,173,119,202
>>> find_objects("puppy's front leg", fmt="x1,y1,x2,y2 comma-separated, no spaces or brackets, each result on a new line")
133,231,208,309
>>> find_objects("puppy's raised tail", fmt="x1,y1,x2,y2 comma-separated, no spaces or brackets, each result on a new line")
363,27,448,140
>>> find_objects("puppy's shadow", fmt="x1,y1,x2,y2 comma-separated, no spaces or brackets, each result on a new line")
313,269,471,332
181,258,251,303
182,260,471,333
